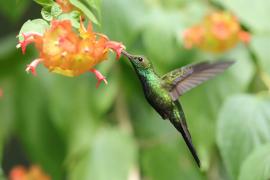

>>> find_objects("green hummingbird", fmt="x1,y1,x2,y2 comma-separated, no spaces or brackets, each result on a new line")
121,50,234,167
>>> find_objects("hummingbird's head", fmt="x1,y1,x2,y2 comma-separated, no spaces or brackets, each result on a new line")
121,50,152,70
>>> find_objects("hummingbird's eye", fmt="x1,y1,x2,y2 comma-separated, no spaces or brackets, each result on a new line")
138,57,143,62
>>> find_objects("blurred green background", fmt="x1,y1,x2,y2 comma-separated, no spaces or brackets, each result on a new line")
1,0,270,179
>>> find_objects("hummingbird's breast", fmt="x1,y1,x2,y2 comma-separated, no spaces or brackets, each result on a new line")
142,78,174,119
135,68,174,119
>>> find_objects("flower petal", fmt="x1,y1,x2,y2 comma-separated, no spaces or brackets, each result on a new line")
17,32,42,54
90,69,108,88
26,59,43,76
239,31,251,44
106,41,126,59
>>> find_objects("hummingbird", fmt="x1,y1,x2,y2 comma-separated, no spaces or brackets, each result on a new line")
121,50,234,167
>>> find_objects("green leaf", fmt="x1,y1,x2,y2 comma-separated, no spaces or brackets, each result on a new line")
250,33,270,75
68,128,137,180
51,3,62,17
85,0,101,16
217,94,270,179
41,7,53,21
85,0,101,24
34,0,54,7
141,142,206,180
41,2,62,21
238,144,270,180
214,0,270,32
70,0,99,25
155,0,189,9
18,19,49,41
89,128,137,180
85,0,101,10
58,11,81,28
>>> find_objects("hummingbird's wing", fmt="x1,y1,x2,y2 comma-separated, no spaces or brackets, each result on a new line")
162,61,234,101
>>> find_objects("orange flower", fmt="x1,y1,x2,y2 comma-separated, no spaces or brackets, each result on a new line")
183,26,204,49
0,88,3,98
183,11,250,53
17,19,125,87
9,165,50,180
56,0,76,13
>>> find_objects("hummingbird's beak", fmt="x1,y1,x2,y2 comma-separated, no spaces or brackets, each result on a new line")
121,50,134,60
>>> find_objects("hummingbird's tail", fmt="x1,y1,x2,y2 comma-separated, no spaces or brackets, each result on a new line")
170,101,201,167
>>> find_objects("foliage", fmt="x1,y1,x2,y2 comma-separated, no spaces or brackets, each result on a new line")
0,0,270,180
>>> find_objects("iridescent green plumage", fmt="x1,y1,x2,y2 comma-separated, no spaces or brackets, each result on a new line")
122,50,234,167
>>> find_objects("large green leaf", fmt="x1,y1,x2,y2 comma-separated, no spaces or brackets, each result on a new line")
238,144,270,180
154,0,188,9
141,141,206,180
85,0,101,15
217,94,270,179
57,11,81,28
18,19,49,41
214,0,270,32
34,0,54,7
41,2,62,21
70,0,99,25
68,128,137,180
41,7,53,21
250,33,270,75
51,3,62,17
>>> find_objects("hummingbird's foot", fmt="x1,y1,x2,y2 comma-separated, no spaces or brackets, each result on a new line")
90,69,108,88
26,58,43,76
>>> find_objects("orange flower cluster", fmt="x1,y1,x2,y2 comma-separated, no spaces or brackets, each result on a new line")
183,11,250,53
0,88,2,98
17,19,125,87
9,165,50,180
